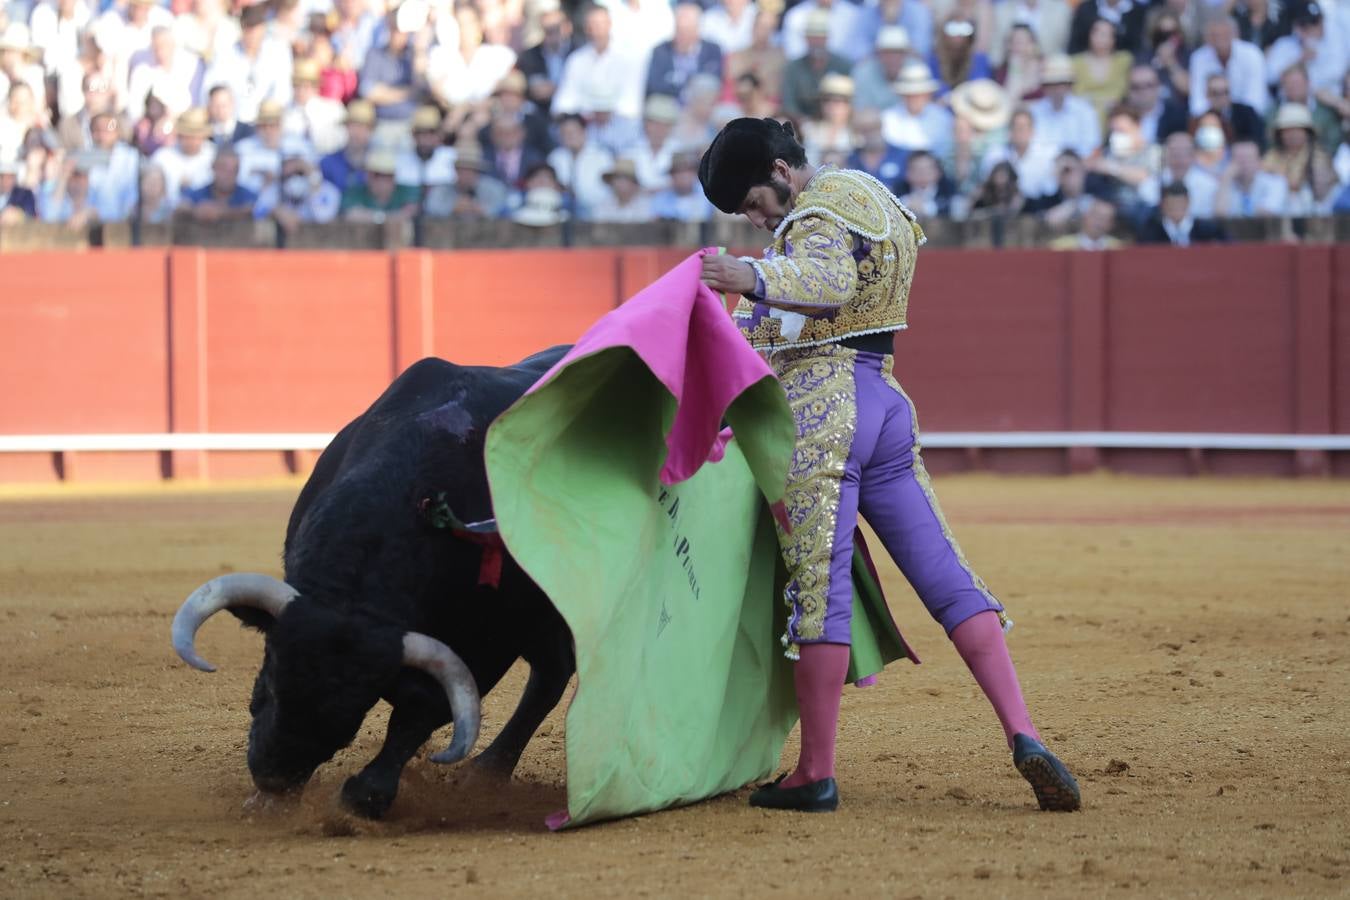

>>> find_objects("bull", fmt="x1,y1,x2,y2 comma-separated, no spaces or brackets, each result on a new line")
171,347,576,819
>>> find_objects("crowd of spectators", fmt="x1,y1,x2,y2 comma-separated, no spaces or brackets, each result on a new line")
0,0,1348,247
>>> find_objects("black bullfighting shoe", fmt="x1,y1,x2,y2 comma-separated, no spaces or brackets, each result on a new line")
748,774,840,812
1013,733,1082,812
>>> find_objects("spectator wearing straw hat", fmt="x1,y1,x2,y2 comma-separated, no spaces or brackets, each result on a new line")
341,149,418,222
882,59,952,158
847,106,909,184
236,100,309,194
851,26,913,112
801,72,856,163
650,149,714,221
631,93,680,190
1262,101,1337,214
395,104,456,204
0,156,36,221
588,156,652,222
479,70,552,158
782,0,865,63
781,9,851,119
431,141,510,219
202,3,292,126
151,106,216,206
645,2,723,102
319,98,374,192
1029,53,1099,157
1267,63,1341,154
284,58,346,156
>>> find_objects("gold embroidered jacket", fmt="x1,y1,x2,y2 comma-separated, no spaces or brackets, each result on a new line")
732,167,926,352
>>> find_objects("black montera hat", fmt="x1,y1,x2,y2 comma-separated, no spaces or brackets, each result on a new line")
698,117,785,214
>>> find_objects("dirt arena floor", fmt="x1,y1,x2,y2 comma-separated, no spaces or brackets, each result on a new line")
1,474,1348,899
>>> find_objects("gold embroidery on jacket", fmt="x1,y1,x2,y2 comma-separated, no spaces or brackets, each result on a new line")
774,345,858,659
733,168,924,351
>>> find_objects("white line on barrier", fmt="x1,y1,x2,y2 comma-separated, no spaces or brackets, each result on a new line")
0,432,1349,452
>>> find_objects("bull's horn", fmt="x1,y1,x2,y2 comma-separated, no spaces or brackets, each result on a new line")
171,573,298,672
401,632,482,765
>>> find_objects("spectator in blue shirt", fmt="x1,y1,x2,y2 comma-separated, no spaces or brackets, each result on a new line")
181,149,258,222
650,151,715,221
359,3,432,122
320,99,376,193
0,158,37,222
847,108,909,186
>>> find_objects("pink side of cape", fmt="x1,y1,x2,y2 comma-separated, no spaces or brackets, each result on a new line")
527,248,775,487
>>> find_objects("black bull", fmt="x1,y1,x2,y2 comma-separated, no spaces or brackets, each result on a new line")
171,347,576,819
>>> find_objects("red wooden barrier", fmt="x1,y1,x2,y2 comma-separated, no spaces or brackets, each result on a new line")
0,243,1346,482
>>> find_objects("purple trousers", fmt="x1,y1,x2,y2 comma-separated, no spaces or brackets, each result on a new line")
773,344,1005,658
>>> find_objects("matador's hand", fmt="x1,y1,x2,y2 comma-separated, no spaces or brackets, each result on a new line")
700,255,758,296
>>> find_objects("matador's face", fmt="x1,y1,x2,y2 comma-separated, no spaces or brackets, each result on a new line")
737,161,795,232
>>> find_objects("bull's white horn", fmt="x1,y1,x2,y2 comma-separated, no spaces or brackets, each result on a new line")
171,573,298,672
401,632,482,765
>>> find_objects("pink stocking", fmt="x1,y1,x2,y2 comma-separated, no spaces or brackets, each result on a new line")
781,642,850,789
950,611,1040,748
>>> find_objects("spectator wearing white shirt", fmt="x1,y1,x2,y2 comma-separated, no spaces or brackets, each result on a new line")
84,109,139,221
553,5,648,121
547,111,613,215
94,0,172,95
29,0,91,78
603,0,675,55
126,26,199,121
150,106,216,205
174,0,240,68
851,26,913,112
1030,53,1100,157
782,0,866,64
1150,130,1219,217
255,152,342,228
395,104,456,213
1188,16,1267,116
1265,3,1347,94
980,104,1057,197
883,60,954,158
0,80,41,162
235,99,309,194
630,93,679,191
428,5,517,108
701,0,757,55
860,0,936,62
283,58,345,155
202,3,293,125
1214,136,1287,215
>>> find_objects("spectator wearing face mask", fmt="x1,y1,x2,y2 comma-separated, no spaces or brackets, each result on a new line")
1200,72,1267,150
1191,110,1231,176
255,153,341,228
1087,106,1159,221
1214,136,1287,215
1137,181,1228,244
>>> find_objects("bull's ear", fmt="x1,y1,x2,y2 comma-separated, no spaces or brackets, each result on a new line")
228,607,277,633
